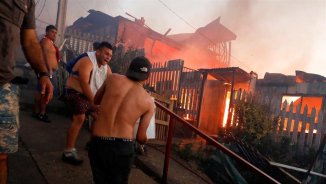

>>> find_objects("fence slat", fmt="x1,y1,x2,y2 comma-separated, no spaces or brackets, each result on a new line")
285,102,294,136
292,103,302,144
314,109,324,149
306,108,316,146
298,105,308,148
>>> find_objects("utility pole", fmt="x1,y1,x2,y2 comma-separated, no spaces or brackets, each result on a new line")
55,0,68,48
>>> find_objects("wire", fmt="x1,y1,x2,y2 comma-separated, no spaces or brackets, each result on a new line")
36,0,46,18
36,18,52,25
77,1,88,13
157,0,196,31
106,0,111,11
43,3,54,24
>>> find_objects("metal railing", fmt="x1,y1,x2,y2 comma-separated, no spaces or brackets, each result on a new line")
155,100,281,184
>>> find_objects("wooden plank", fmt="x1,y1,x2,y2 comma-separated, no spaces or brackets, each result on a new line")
285,102,294,136
298,105,308,147
156,120,169,126
292,103,301,144
306,108,316,146
279,100,288,137
313,110,324,149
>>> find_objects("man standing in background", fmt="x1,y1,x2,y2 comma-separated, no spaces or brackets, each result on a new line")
33,25,60,123
0,0,53,183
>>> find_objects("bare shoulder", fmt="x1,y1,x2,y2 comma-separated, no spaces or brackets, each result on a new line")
40,38,52,47
107,73,125,81
144,93,156,110
78,57,93,67
74,57,93,75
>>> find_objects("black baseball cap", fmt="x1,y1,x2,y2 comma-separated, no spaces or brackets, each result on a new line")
126,56,152,81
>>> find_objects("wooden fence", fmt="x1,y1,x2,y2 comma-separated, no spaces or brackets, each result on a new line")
147,61,204,125
275,100,325,150
149,92,174,144
64,28,108,55
231,89,326,150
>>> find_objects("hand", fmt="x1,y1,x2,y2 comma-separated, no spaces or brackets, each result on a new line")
90,104,100,113
90,105,100,120
39,76,53,104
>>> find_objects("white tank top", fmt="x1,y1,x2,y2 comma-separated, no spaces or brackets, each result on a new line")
87,51,108,94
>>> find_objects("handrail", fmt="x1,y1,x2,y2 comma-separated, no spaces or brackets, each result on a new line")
155,100,281,184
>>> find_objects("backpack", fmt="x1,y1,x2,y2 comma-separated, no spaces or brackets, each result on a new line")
66,53,88,73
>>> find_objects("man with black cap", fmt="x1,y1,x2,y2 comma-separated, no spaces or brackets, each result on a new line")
88,56,155,184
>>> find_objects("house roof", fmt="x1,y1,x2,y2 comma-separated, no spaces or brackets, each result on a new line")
257,73,296,86
295,70,326,83
257,71,326,86
68,10,120,33
199,67,251,83
168,17,236,46
193,17,237,43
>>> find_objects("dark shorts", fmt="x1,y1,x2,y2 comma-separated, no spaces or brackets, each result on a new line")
65,88,92,115
88,136,135,184
0,83,19,153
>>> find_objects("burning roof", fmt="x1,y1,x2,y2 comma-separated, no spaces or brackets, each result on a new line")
168,17,236,45
257,70,326,87
199,67,251,83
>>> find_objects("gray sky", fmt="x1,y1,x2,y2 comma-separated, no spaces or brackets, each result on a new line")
35,0,326,78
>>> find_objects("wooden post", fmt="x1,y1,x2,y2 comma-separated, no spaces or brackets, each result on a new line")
162,117,176,184
226,68,235,128
196,72,207,128
55,0,68,47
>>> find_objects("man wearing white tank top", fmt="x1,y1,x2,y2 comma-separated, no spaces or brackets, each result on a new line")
63,42,113,165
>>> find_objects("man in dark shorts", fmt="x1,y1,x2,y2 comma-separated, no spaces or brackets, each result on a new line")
88,56,155,184
0,0,53,183
62,42,113,165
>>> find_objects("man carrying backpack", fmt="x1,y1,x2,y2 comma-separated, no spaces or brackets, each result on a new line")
62,42,113,165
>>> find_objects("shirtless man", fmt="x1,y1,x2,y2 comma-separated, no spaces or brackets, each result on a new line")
62,42,113,165
33,25,59,122
88,56,155,184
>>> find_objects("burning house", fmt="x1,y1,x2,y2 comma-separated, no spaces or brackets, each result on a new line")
255,71,326,149
256,70,326,114
64,9,236,69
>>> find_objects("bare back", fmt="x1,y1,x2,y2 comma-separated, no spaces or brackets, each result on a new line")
92,74,155,142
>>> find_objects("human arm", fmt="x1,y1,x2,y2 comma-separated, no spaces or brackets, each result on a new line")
40,38,54,74
136,101,156,144
20,29,53,103
107,66,112,75
94,79,107,105
78,58,94,103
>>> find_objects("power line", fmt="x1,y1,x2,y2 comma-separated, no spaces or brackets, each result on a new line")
36,0,47,18
43,3,54,24
157,0,196,31
106,0,111,12
36,18,52,25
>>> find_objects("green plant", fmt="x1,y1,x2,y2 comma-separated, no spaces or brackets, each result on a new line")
233,100,275,144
